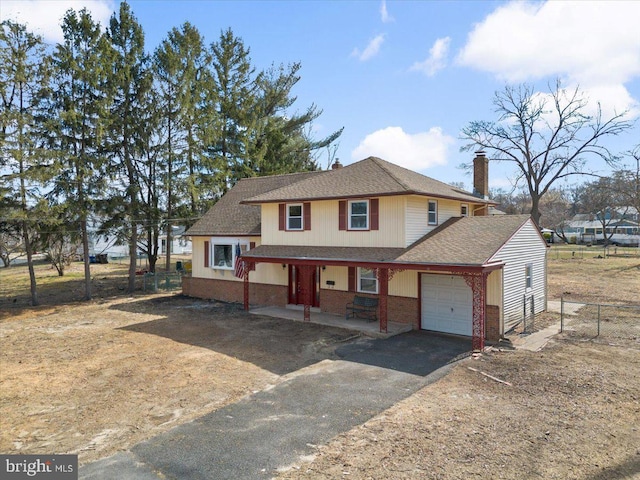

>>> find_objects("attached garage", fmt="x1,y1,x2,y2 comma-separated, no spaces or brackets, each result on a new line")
421,274,472,336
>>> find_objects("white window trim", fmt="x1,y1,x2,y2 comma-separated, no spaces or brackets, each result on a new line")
461,204,468,217
209,237,250,270
357,267,378,294
428,200,438,225
525,263,533,290
286,203,304,231
349,199,369,230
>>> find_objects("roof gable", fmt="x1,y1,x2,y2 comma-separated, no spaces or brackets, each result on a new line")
243,157,490,204
185,171,320,236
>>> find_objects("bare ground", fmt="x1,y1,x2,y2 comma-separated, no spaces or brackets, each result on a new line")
1,253,639,479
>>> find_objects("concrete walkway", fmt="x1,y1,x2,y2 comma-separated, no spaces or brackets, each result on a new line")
512,323,562,352
251,305,413,338
80,332,468,480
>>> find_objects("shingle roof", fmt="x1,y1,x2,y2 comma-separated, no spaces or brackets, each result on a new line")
243,215,536,267
243,157,490,204
243,245,406,263
185,171,321,236
396,214,534,265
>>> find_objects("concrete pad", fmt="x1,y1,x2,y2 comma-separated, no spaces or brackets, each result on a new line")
515,323,562,352
250,306,413,338
547,300,585,315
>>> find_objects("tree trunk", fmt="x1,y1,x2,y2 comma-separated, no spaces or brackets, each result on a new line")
23,223,39,306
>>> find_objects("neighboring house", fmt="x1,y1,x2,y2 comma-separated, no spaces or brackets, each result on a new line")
562,214,640,246
159,226,192,255
183,153,548,350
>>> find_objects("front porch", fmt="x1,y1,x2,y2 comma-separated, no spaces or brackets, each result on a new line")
250,305,413,339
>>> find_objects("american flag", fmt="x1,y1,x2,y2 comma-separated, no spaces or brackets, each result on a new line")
234,243,245,278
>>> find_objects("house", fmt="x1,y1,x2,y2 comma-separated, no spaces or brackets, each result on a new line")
159,226,193,255
562,214,640,246
183,153,548,350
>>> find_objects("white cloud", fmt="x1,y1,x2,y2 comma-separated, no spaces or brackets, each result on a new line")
457,1,640,84
380,0,394,23
351,34,385,62
351,126,454,171
1,0,114,43
457,0,640,119
410,37,451,77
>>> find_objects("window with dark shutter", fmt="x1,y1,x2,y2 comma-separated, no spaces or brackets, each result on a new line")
370,198,379,230
303,202,311,231
339,201,347,230
279,203,286,230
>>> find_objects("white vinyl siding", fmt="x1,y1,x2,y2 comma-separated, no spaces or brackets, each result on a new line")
263,198,406,248
406,197,427,245
489,220,547,331
405,197,475,247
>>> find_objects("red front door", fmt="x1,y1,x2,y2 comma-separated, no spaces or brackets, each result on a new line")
288,265,320,307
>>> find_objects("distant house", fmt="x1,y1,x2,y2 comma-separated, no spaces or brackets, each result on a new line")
159,226,192,255
563,213,640,246
183,153,548,350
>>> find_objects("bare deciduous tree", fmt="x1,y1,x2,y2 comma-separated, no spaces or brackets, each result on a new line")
461,80,634,225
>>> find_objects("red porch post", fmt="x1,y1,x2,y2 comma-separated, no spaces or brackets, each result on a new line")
298,265,315,322
243,264,250,311
464,272,487,351
377,268,389,333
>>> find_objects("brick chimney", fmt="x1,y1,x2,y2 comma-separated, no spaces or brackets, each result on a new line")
331,159,343,170
473,151,489,216
473,151,489,199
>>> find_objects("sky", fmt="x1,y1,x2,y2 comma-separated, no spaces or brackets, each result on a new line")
3,0,640,192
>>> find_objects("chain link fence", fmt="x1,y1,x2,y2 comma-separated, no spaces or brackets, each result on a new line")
548,246,639,260
142,272,184,292
560,297,640,340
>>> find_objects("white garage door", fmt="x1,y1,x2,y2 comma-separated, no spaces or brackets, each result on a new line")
421,274,472,336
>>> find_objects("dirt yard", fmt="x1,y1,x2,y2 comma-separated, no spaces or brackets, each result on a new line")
1,253,639,478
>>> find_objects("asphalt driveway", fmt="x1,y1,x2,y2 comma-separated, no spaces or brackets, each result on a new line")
80,331,469,480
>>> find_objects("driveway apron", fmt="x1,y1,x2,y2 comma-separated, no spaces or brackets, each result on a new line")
80,332,468,480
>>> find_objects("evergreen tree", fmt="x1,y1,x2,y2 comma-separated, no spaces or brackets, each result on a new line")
47,8,111,297
104,2,152,293
209,28,257,192
0,20,51,305
154,22,211,269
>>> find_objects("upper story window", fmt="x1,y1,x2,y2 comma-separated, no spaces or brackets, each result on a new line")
461,204,468,217
349,200,369,230
339,199,378,231
428,200,438,225
279,202,310,231
287,203,303,230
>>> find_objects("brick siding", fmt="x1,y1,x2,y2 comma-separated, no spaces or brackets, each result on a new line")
486,304,501,341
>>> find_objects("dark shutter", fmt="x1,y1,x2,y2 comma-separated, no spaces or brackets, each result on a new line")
303,202,311,231
339,200,347,231
249,241,255,250
348,266,356,292
279,203,286,231
370,198,379,230
204,240,210,268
